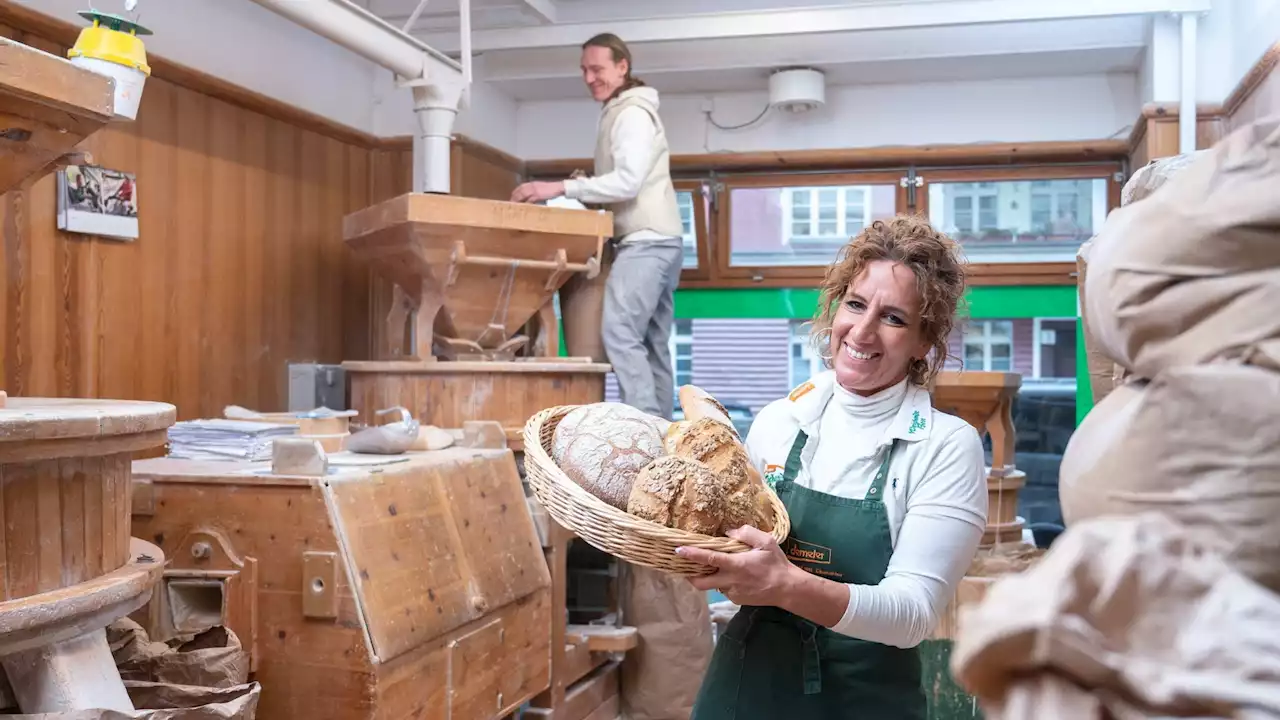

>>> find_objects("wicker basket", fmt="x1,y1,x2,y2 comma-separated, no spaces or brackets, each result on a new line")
522,405,791,576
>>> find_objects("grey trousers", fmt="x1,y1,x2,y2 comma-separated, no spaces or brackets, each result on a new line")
602,237,684,420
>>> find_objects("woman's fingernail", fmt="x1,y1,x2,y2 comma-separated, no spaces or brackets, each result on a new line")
674,547,686,555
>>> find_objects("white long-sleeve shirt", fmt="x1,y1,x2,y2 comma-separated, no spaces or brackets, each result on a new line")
562,106,667,243
747,372,988,648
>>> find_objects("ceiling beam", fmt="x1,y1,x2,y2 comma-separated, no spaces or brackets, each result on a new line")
422,0,1211,52
476,18,1147,82
517,0,558,24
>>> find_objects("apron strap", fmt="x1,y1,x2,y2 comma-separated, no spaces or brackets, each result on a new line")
782,430,808,483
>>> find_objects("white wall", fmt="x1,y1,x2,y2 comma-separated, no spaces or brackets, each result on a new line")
1233,0,1280,85
372,62,520,155
1142,0,1280,105
21,0,521,153
517,74,1140,160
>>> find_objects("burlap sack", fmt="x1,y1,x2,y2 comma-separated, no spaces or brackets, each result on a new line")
1083,117,1280,377
559,242,614,363
1119,150,1209,206
1058,363,1280,592
951,513,1280,719
619,564,714,720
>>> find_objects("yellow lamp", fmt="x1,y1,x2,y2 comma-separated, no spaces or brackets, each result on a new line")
67,10,152,120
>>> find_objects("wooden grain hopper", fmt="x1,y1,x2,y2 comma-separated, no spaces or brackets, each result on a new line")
0,393,174,713
931,371,1026,547
341,193,615,452
130,444,555,719
343,193,613,362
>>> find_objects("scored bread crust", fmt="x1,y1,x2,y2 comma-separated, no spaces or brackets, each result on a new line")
551,403,669,510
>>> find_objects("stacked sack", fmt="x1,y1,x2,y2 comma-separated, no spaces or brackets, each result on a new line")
1062,116,1280,592
950,116,1280,719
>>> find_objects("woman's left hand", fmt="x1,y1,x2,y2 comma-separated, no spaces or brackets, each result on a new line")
677,526,799,607
510,181,565,204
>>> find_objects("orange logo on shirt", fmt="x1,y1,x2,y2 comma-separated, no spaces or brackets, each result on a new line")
788,381,815,402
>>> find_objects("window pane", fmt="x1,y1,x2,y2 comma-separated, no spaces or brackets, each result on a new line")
676,191,700,270
729,183,899,267
964,343,985,370
927,178,1107,262
990,320,1014,341
978,196,998,230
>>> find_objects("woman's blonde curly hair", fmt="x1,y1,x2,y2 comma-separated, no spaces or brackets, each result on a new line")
809,214,968,387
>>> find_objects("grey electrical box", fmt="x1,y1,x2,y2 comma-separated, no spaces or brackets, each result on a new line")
287,363,347,412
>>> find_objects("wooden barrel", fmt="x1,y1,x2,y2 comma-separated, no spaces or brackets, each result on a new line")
0,396,174,601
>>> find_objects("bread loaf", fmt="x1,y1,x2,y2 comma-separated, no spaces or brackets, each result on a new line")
624,386,777,536
677,385,738,436
551,402,670,509
627,455,726,535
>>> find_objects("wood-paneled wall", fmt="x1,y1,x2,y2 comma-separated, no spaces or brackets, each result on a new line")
0,13,522,421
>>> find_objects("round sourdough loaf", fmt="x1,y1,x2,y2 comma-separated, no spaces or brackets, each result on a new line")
550,402,670,509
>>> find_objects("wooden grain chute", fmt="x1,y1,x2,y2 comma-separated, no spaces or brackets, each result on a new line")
931,371,1026,547
343,193,612,362
0,37,115,195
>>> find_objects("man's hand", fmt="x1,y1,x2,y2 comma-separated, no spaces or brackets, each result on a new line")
510,180,566,204
677,525,799,608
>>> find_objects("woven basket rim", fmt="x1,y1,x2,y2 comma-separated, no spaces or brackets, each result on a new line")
521,404,791,558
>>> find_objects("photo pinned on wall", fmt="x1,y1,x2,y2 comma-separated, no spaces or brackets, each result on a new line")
56,164,139,241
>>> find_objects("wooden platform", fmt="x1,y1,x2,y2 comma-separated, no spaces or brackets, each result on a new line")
130,449,554,719
343,360,610,453
0,36,115,195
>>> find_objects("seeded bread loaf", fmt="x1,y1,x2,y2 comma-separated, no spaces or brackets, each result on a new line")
551,402,670,509
626,386,777,536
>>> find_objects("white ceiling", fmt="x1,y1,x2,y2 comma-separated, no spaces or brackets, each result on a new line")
358,0,1208,101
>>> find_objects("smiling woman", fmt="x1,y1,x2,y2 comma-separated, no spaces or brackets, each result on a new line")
679,215,989,720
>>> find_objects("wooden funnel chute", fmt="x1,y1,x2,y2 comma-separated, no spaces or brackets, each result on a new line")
0,37,115,195
930,371,1026,547
344,193,614,361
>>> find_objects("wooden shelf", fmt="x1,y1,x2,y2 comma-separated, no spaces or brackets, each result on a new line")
0,36,115,195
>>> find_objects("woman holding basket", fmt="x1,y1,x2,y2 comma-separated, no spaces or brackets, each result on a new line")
679,215,989,719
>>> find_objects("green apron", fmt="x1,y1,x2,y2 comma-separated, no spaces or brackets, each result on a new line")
691,431,926,720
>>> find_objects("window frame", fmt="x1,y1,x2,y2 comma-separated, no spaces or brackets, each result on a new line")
963,319,1015,372
669,317,695,388
710,170,909,285
1031,316,1078,379
916,164,1122,286
524,149,1124,290
788,319,826,388
674,179,713,282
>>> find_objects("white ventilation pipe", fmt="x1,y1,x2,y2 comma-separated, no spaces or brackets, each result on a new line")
1179,11,1197,154
248,0,471,194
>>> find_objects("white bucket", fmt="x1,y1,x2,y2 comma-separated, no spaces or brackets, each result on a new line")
70,55,148,121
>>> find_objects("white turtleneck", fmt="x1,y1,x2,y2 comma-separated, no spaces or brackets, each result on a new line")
774,377,987,647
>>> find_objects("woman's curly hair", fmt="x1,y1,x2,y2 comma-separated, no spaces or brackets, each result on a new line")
810,214,968,387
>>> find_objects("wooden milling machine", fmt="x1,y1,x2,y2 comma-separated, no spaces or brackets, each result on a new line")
130,193,638,719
